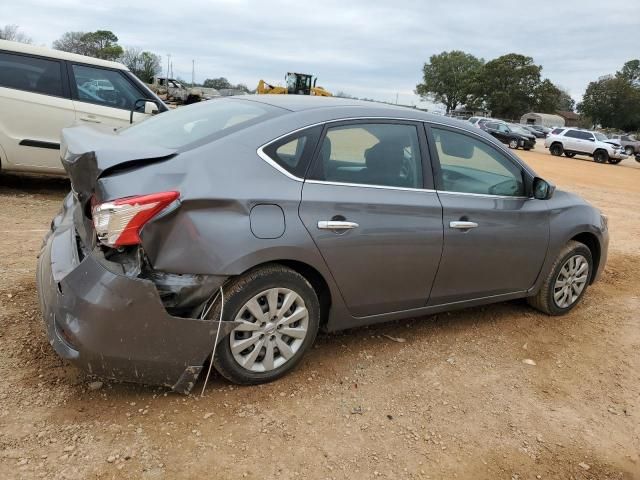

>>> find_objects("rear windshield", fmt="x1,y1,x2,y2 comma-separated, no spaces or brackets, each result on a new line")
119,98,282,149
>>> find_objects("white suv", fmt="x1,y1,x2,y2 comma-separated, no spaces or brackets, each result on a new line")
544,128,628,164
0,40,166,175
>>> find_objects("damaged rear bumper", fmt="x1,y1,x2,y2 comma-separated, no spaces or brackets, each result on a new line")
36,194,236,394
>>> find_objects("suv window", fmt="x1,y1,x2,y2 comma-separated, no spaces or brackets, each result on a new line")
71,64,143,110
310,123,423,189
551,128,565,135
0,52,63,97
564,130,581,138
432,127,525,197
262,126,322,178
581,131,595,141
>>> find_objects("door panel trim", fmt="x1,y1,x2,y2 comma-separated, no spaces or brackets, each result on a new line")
306,179,436,193
437,190,529,200
19,139,60,150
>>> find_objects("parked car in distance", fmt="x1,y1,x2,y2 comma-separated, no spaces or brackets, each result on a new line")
37,96,609,392
484,121,536,150
468,117,494,129
0,39,167,175
544,128,627,164
521,125,545,138
608,133,640,156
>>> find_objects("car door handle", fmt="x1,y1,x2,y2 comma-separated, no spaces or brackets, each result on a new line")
317,221,359,230
79,116,101,123
449,221,479,229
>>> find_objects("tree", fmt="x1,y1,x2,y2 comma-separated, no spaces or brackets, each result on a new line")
120,48,162,83
416,51,484,114
475,53,541,119
617,59,640,87
0,24,32,44
557,89,576,112
203,77,233,89
52,30,123,60
534,79,562,113
578,76,640,131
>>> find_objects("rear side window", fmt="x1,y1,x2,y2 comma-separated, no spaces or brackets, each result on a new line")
310,123,423,189
552,128,565,135
0,52,63,96
262,126,322,178
564,130,580,138
120,98,281,149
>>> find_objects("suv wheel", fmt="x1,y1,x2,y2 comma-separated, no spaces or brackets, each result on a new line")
549,143,563,156
211,265,320,385
624,146,634,156
527,240,593,315
593,149,609,163
508,139,519,149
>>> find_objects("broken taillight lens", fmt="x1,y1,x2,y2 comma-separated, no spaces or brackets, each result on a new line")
92,191,179,247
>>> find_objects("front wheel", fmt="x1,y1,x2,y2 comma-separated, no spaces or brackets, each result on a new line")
212,265,320,385
527,241,593,315
593,150,609,163
508,139,519,149
549,143,563,156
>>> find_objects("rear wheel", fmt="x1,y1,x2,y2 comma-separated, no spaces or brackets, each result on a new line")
564,152,576,158
549,143,563,156
212,265,320,385
624,146,634,156
527,241,592,315
593,149,609,163
508,139,519,149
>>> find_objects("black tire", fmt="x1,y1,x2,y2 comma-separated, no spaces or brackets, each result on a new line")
527,240,593,316
593,149,609,163
608,157,622,164
212,264,320,385
624,146,634,156
549,143,563,156
564,152,576,158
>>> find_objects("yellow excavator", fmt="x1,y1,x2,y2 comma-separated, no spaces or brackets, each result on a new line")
257,72,332,96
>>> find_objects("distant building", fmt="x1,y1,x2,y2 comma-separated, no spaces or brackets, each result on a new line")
520,112,565,127
556,110,580,127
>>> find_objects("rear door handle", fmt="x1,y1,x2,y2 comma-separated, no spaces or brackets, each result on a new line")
79,116,101,123
317,220,359,230
449,221,478,229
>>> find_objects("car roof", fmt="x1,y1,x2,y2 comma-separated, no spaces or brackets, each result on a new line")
0,39,128,71
226,94,482,130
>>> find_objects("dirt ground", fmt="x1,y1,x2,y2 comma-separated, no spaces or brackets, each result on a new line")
0,144,638,480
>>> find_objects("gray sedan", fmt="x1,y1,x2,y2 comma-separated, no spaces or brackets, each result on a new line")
37,96,609,392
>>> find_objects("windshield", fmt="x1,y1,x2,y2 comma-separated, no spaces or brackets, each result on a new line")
119,99,282,149
594,132,608,141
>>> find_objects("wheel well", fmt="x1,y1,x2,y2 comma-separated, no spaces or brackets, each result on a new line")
551,141,563,148
571,232,601,284
269,260,332,327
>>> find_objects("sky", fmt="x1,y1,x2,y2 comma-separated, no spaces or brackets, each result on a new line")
2,0,639,111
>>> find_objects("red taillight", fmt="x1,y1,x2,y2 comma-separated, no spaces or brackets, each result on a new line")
92,191,179,247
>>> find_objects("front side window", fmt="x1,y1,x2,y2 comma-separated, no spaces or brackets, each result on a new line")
0,52,63,96
432,127,525,197
310,123,423,189
564,130,580,138
71,64,142,110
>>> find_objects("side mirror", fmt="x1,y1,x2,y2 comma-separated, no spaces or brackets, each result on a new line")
533,177,555,200
587,138,595,142
144,101,159,115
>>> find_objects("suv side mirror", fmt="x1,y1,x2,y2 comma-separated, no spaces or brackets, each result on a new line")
533,177,555,200
144,101,159,115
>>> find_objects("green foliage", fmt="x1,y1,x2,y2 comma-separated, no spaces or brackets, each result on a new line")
416,51,484,113
577,75,640,131
120,48,162,83
617,59,640,87
52,30,123,61
475,53,541,118
203,77,232,89
557,89,575,112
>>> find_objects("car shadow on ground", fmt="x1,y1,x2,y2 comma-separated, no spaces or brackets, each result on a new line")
0,172,70,195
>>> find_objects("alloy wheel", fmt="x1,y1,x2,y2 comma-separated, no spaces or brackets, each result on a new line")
553,254,589,308
509,139,518,149
230,288,309,372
